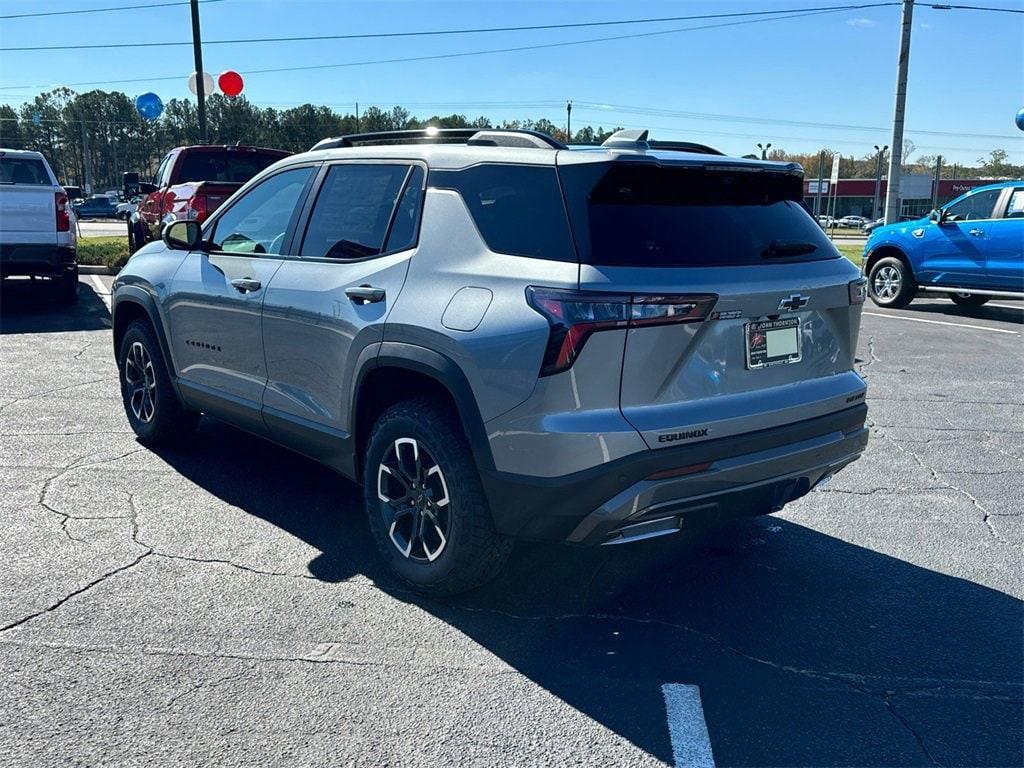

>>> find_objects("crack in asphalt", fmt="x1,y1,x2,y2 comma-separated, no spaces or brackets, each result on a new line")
0,377,113,417
884,697,942,767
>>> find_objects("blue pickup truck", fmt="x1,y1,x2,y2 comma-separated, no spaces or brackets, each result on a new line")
864,181,1023,308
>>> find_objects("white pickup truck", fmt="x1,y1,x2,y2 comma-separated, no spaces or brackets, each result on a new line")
0,149,78,303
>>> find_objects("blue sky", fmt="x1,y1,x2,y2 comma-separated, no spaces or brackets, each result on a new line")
1,0,1021,164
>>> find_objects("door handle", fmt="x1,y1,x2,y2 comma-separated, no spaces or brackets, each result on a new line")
231,277,262,293
345,285,386,304
968,228,985,237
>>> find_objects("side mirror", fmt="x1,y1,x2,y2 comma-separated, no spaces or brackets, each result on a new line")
162,220,204,251
929,208,947,224
138,182,158,195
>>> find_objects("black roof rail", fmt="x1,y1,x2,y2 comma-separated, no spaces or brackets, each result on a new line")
647,140,724,156
310,127,565,152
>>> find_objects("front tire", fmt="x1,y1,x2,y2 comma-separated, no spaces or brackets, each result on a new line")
118,320,198,446
363,397,513,596
949,292,990,308
869,256,916,308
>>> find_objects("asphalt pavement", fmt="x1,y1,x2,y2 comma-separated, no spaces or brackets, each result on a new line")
1,275,1021,767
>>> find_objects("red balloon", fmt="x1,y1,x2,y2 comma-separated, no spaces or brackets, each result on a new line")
218,70,244,98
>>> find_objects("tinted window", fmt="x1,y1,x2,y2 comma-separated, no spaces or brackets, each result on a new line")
178,151,283,184
945,189,1001,221
210,167,312,255
0,157,50,185
430,165,575,261
300,164,410,260
153,153,172,185
384,166,425,253
560,163,836,267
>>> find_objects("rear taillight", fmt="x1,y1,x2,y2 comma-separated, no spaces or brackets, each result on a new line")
186,194,208,222
848,277,867,304
55,191,70,232
526,287,717,376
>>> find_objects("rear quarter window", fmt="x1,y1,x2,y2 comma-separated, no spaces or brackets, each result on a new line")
0,157,51,185
429,165,575,262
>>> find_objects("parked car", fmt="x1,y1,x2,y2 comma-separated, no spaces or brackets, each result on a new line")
111,127,869,595
862,217,885,234
115,198,139,220
837,215,870,229
126,144,291,253
816,214,835,228
73,194,119,219
864,181,1024,308
0,148,78,303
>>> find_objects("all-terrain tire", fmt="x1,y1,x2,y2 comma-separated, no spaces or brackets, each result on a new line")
363,396,513,596
868,256,916,308
118,320,199,446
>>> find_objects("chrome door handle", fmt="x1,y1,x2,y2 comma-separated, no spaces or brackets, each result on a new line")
345,285,386,304
968,228,985,237
231,277,262,293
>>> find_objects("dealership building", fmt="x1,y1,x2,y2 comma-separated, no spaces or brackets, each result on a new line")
805,177,993,219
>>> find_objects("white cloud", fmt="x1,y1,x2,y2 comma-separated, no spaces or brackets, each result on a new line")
846,17,877,28
920,22,934,29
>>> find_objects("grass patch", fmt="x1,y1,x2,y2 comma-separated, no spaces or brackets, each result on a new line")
836,243,864,266
77,235,130,273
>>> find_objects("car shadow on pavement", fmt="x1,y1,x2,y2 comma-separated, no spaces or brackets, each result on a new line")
906,298,1024,325
0,277,110,334
153,417,1023,767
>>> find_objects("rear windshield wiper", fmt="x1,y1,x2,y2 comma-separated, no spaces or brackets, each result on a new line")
762,240,818,259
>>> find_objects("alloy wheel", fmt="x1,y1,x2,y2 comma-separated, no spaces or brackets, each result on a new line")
124,341,157,423
376,437,451,562
872,265,902,300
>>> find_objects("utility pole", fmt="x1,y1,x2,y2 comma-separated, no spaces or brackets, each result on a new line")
757,142,772,160
355,102,360,132
80,117,93,194
872,144,888,219
931,155,943,211
883,0,914,224
190,0,208,144
814,150,825,217
566,100,572,143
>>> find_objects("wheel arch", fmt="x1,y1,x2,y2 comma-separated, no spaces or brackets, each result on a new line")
111,288,181,390
351,343,494,481
864,244,912,278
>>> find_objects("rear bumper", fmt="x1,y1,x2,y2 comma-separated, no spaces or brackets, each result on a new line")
482,404,868,544
0,244,77,278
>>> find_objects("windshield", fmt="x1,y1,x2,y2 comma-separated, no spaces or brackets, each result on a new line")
559,163,837,267
177,151,284,184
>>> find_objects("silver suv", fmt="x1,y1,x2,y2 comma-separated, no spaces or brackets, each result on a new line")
111,128,869,595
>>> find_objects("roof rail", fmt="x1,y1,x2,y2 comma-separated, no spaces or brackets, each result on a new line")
310,127,565,152
647,140,724,156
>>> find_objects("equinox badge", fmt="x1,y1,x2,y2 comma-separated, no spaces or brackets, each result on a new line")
778,294,810,312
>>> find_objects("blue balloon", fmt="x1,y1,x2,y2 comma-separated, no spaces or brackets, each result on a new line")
135,92,164,120
1016,107,1024,132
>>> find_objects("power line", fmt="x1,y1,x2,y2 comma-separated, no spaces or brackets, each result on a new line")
0,3,901,51
0,5,874,89
0,0,224,20
929,3,1024,13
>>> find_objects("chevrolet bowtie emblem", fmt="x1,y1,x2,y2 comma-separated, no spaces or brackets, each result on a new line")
778,294,810,311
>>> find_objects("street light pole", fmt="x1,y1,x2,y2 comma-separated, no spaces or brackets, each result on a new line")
883,0,915,224
190,0,208,144
566,100,572,144
872,144,888,219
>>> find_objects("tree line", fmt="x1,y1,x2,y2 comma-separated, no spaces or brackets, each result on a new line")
1,88,1019,192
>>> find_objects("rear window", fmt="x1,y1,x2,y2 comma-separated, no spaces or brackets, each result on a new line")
429,165,575,262
0,156,50,185
559,163,837,267
177,151,284,184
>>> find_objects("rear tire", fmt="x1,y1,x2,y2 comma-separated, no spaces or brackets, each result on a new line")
363,397,513,596
949,292,990,308
118,320,198,446
868,256,916,308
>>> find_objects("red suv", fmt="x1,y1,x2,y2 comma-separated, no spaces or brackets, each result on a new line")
126,144,290,253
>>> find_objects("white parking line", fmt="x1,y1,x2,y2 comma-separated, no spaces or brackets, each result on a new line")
88,274,112,311
662,684,716,768
863,311,1019,335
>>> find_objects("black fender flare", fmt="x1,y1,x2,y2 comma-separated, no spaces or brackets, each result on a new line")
351,342,495,475
111,286,184,404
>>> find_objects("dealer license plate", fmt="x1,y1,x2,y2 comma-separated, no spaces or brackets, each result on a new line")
745,318,801,369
